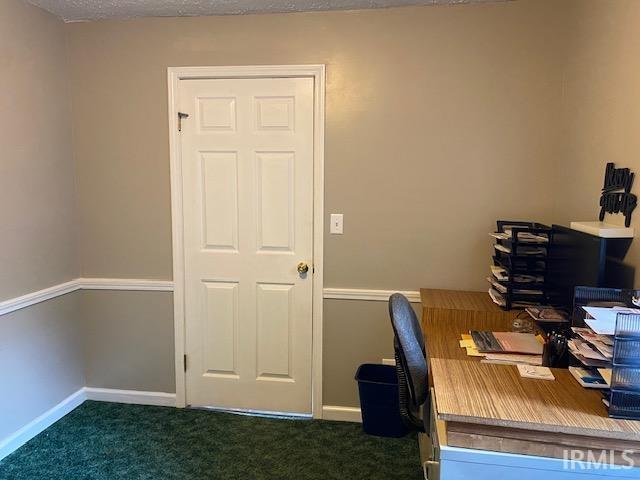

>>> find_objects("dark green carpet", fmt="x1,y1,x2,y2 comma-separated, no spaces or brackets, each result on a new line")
0,401,421,480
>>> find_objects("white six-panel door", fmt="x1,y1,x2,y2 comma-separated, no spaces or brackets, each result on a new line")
179,77,314,414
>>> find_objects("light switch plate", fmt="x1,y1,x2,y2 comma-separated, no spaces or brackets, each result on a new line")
330,214,344,234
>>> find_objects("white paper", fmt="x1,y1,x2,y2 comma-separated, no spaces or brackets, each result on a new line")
583,307,640,335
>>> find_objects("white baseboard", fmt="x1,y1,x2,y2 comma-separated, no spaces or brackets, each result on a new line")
84,387,176,407
0,387,176,462
322,405,362,423
0,388,86,462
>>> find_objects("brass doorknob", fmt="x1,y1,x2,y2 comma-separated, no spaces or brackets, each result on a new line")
297,262,309,274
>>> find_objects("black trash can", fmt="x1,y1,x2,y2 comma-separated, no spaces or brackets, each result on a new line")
355,363,409,438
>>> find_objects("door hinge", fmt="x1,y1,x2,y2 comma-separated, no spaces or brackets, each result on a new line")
178,112,190,132
184,354,188,372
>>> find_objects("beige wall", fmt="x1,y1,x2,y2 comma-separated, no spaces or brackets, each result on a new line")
0,0,78,300
64,0,568,407
323,299,423,407
66,0,564,290
0,0,84,443
81,290,175,393
556,0,640,284
0,295,84,440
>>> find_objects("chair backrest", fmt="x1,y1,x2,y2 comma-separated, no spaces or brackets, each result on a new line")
389,293,428,430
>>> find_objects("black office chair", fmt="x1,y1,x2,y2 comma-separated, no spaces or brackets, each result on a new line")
388,293,429,433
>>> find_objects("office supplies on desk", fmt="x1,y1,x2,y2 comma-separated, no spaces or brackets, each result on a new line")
542,332,569,367
483,353,542,366
459,334,485,357
572,327,612,358
517,365,554,380
471,330,543,355
489,220,552,310
525,306,569,323
420,288,640,471
568,366,609,389
598,368,612,385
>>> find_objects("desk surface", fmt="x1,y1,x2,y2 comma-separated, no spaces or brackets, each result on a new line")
420,288,506,312
421,288,640,442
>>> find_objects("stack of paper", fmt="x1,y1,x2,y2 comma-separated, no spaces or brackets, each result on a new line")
459,334,483,357
572,327,613,358
488,288,538,308
459,333,543,366
490,231,549,243
487,276,507,294
583,306,640,335
484,354,543,366
494,244,511,254
568,366,609,389
488,288,506,307
567,312,618,370
526,306,569,323
490,265,508,282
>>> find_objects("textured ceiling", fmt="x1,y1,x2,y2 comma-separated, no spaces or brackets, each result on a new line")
25,0,508,22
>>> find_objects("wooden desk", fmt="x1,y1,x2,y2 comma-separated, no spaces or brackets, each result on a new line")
420,288,640,478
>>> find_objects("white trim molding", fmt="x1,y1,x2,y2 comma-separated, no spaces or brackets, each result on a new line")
323,288,421,303
0,280,80,316
322,405,362,423
77,278,174,291
0,278,175,317
168,65,326,417
84,388,176,407
0,388,86,461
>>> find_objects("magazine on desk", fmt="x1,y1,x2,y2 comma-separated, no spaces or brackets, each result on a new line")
471,330,543,355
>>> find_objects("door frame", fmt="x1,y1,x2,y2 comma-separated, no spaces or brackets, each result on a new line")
167,65,325,418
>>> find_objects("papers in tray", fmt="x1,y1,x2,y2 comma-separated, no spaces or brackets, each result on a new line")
487,277,507,294
572,327,613,358
490,265,508,282
569,339,608,361
493,244,546,256
494,244,511,254
568,338,611,368
526,306,569,322
490,266,543,284
583,306,640,335
488,288,506,307
489,231,549,243
488,288,538,308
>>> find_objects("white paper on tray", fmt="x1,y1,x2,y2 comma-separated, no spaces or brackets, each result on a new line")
583,307,640,335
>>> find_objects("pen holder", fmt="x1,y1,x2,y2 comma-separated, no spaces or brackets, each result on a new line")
542,335,570,368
